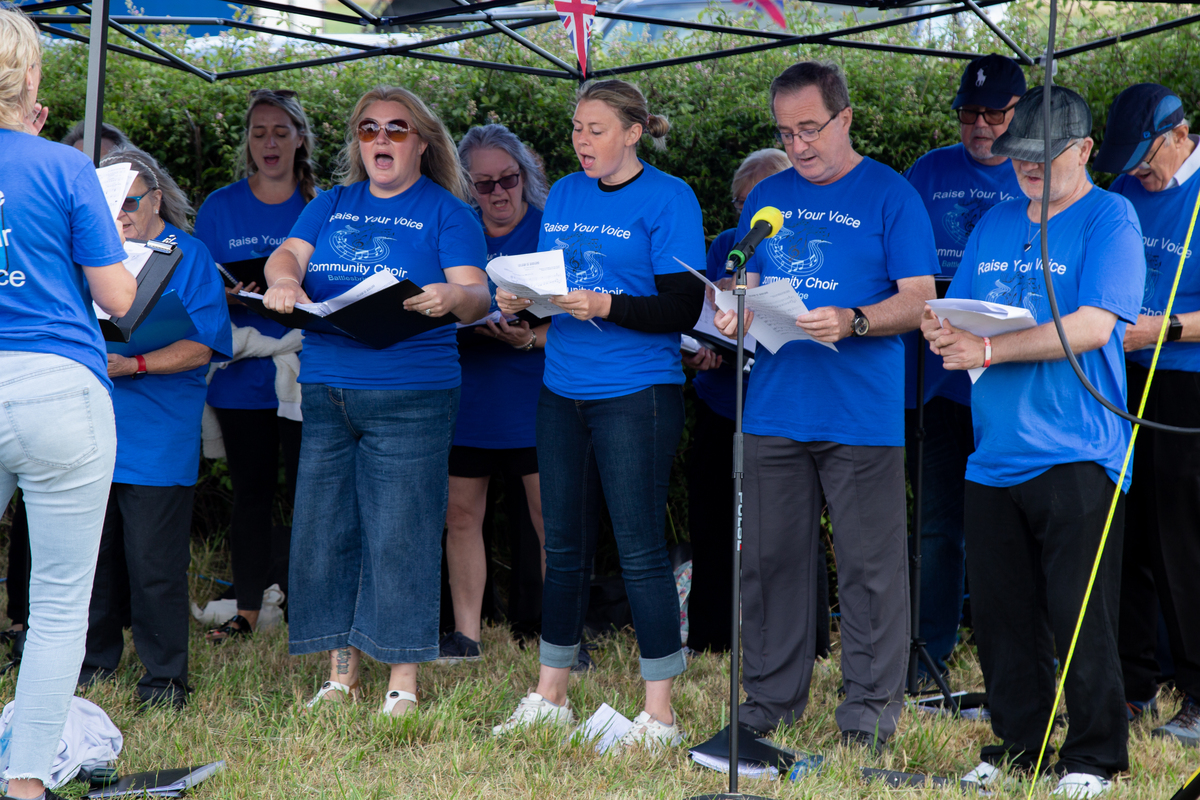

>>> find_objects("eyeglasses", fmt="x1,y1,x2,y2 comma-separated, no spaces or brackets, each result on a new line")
775,112,841,145
121,193,148,213
473,173,521,195
357,119,411,143
249,88,298,99
956,102,1019,125
732,195,748,213
1129,136,1167,174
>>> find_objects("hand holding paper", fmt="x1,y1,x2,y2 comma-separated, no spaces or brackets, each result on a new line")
486,250,569,318
925,298,1037,382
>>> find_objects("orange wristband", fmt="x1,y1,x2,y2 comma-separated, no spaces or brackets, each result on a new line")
982,337,992,369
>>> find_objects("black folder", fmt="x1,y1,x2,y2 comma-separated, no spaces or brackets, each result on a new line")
689,723,799,770
689,327,755,362
240,278,459,350
219,257,267,289
98,240,183,344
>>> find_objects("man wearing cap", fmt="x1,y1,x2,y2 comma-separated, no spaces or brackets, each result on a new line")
1096,83,1200,746
922,86,1144,797
901,53,1027,678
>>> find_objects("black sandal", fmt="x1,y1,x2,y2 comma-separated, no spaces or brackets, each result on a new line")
206,614,253,645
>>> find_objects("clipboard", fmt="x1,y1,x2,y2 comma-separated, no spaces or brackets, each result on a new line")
218,257,267,289
240,278,459,350
106,290,197,356
99,238,184,344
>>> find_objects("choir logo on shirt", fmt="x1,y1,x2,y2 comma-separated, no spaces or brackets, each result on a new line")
942,199,989,246
766,224,830,281
550,233,606,288
983,264,1048,318
330,223,397,262
1142,252,1163,308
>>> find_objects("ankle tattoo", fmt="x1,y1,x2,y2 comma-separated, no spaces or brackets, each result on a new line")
335,647,351,677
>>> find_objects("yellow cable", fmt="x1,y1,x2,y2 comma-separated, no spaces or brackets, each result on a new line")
1024,180,1200,797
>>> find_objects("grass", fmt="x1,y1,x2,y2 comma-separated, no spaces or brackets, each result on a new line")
0,537,1194,799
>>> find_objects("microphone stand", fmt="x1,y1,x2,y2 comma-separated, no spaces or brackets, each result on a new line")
688,256,769,800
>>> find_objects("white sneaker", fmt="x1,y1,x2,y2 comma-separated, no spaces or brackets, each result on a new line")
616,709,683,751
1052,773,1112,798
961,761,1003,789
492,692,576,735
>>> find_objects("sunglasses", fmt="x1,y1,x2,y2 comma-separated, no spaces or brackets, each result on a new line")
473,173,521,195
249,88,298,99
956,102,1019,125
121,193,149,213
357,119,411,143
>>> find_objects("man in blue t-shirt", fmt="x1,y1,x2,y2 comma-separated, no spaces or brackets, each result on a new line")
713,61,937,752
923,87,1145,795
1095,84,1200,746
902,54,1026,678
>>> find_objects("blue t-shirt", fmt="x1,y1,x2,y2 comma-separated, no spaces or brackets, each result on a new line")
1111,169,1200,372
288,177,487,391
193,179,307,409
538,161,707,400
0,131,126,392
904,144,1025,407
946,188,1145,491
691,227,746,421
454,207,545,449
739,158,939,446
112,224,234,486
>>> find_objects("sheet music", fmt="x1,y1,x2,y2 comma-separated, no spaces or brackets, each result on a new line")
926,298,1037,382
486,250,568,318
92,241,154,320
295,270,399,317
95,163,139,222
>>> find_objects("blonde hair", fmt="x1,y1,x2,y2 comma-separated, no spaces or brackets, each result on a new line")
236,90,319,202
576,79,670,151
100,146,195,233
731,149,791,201
337,85,470,202
0,9,41,133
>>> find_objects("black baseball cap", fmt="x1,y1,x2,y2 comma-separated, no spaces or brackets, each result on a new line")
1094,84,1186,174
991,86,1093,163
952,54,1027,110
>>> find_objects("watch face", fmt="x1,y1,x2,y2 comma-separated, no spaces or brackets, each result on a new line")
853,314,869,336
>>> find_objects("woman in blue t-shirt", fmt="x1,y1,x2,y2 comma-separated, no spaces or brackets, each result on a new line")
193,89,320,645
439,125,551,663
263,86,490,716
494,80,706,749
0,11,135,795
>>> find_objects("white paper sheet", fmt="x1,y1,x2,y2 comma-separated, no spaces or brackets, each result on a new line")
689,751,780,780
456,309,507,329
926,298,1037,383
486,250,569,319
92,241,153,320
95,163,138,222
569,703,633,754
295,270,398,317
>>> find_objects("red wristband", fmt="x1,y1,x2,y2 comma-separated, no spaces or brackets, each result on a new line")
982,337,992,369
134,354,148,376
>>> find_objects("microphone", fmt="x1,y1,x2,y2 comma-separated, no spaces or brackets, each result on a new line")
725,206,785,273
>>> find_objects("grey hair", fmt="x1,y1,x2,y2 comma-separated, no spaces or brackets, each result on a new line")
61,120,131,150
731,148,791,201
457,124,549,211
99,146,195,233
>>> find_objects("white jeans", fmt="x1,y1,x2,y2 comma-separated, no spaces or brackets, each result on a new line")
0,351,116,784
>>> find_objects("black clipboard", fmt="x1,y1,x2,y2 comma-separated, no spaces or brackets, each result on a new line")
98,239,184,344
240,278,459,350
689,327,755,363
218,257,267,289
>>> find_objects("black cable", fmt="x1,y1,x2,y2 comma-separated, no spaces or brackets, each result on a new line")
1038,0,1200,435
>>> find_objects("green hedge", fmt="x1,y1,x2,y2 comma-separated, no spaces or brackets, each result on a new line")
34,1,1200,559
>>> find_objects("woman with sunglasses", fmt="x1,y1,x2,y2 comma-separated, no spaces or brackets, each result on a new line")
193,89,319,645
80,145,233,709
263,86,489,716
437,125,551,664
0,10,135,799
493,79,705,749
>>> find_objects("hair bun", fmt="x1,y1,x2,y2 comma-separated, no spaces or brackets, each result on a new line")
645,113,671,140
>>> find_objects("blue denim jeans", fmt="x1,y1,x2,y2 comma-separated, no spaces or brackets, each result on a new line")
906,396,974,674
0,352,116,784
288,385,458,664
537,385,687,681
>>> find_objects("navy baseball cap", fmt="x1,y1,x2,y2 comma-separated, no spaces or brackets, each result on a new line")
1094,84,1186,173
992,86,1093,163
952,54,1027,110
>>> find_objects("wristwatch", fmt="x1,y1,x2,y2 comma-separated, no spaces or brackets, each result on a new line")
133,354,148,380
851,307,870,337
1168,314,1184,342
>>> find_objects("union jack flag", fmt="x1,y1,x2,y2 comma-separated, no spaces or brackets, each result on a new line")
554,0,598,77
732,0,788,29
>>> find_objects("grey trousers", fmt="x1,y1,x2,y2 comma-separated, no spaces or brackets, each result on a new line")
739,435,910,739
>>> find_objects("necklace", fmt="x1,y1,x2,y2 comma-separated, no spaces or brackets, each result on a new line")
1023,218,1041,252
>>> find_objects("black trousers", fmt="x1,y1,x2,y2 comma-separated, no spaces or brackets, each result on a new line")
213,408,301,609
966,462,1128,778
83,483,193,701
1120,363,1200,702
